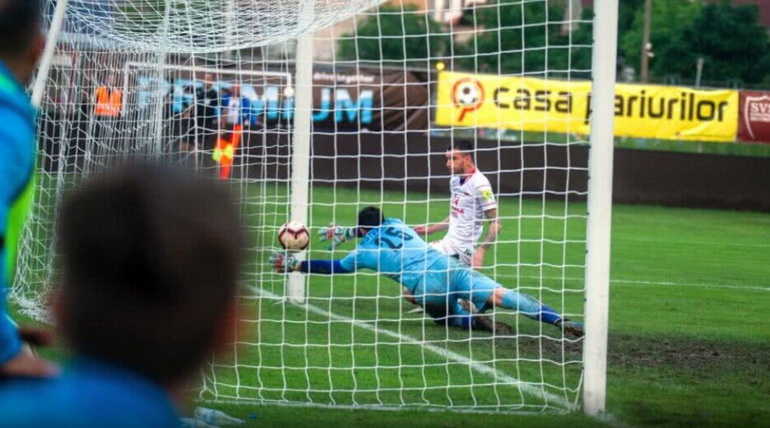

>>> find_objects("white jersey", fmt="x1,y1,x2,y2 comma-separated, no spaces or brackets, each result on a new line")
446,170,497,247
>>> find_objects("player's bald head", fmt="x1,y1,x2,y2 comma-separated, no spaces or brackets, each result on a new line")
0,0,42,59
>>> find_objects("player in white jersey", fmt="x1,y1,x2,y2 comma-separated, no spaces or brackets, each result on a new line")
414,140,501,269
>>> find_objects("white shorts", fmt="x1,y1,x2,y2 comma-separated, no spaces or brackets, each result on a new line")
429,236,475,266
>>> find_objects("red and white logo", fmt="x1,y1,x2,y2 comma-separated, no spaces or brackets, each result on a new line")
451,78,485,121
744,94,770,139
450,195,464,216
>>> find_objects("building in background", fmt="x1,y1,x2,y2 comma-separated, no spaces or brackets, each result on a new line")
430,0,488,25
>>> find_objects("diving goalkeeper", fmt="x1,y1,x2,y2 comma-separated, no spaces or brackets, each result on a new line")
270,207,583,338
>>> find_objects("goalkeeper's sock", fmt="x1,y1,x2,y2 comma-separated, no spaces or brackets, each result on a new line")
500,290,562,325
536,304,562,325
447,299,473,329
425,299,473,329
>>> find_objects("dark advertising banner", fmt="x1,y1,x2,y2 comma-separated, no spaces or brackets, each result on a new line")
310,69,429,132
738,91,770,144
129,66,429,132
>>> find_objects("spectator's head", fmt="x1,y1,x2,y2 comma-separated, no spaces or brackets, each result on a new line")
0,0,44,84
445,140,475,175
357,206,385,236
204,73,214,88
230,83,240,97
54,164,244,386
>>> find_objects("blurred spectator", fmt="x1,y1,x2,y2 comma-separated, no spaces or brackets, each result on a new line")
94,73,122,118
0,165,245,428
220,83,252,129
92,73,122,151
164,81,195,160
193,73,220,152
0,0,58,379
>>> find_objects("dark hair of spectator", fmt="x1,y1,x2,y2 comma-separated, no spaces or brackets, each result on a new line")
0,0,42,58
56,165,244,384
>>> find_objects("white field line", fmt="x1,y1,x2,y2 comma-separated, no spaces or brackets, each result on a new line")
247,284,574,411
511,275,769,292
610,278,769,292
616,237,770,249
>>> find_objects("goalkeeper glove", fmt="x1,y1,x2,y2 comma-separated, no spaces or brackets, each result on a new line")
269,251,301,273
318,224,357,249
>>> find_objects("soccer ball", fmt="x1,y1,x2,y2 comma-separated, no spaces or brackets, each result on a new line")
278,221,310,251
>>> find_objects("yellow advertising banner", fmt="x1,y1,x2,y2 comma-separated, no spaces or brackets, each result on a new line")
435,71,739,142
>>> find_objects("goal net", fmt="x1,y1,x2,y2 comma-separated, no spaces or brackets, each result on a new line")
17,0,616,414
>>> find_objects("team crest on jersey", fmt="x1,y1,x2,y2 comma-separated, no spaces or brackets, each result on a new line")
451,195,465,215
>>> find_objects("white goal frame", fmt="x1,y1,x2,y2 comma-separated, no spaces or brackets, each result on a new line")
28,0,619,415
583,0,618,415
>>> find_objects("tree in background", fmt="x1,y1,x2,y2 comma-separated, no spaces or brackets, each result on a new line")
337,4,450,68
457,0,593,78
656,1,770,85
619,0,702,78
615,0,644,71
617,0,645,37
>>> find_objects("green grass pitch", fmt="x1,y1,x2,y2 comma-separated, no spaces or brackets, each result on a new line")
15,183,770,427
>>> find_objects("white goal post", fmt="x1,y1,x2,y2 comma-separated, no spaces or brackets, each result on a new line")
583,0,619,416
17,0,617,415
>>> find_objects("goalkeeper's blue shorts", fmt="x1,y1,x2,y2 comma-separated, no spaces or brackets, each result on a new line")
416,267,500,313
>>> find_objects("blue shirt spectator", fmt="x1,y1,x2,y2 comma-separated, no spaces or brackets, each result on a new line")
221,84,256,126
0,165,244,427
0,357,179,428
0,59,36,367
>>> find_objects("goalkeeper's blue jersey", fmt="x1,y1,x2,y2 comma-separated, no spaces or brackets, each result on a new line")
338,218,502,311
340,218,450,291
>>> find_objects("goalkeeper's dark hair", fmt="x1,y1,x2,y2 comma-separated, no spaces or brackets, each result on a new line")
447,140,475,161
358,206,385,230
0,0,42,57
56,164,244,385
